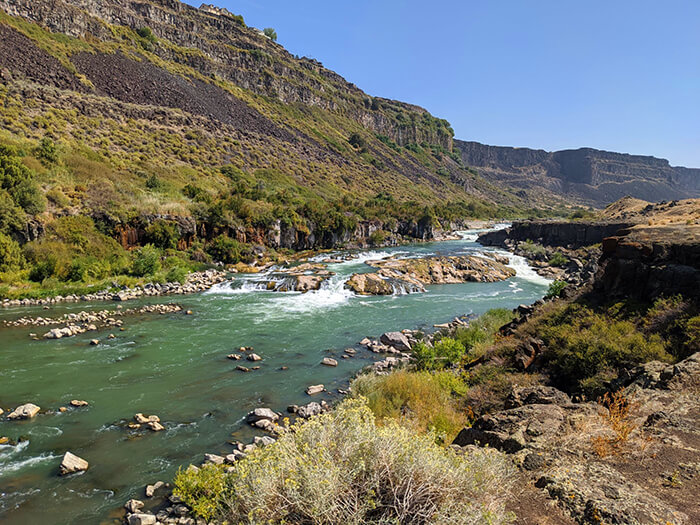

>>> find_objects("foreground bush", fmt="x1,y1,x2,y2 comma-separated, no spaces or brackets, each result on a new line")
351,370,468,443
174,399,515,524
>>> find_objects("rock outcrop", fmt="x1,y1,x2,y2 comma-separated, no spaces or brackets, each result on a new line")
453,354,700,524
346,254,515,295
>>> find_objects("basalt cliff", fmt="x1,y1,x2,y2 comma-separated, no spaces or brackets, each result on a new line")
455,140,700,208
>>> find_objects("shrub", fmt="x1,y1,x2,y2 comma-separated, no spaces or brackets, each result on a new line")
539,304,672,394
175,399,515,524
0,144,45,215
29,255,57,282
36,137,58,165
368,229,388,246
262,27,277,41
131,244,161,276
0,232,24,272
351,370,468,443
519,239,546,257
413,337,466,370
205,235,248,264
165,265,188,284
548,251,568,267
145,174,164,191
545,280,568,299
0,190,26,236
455,308,514,360
136,27,157,43
348,132,367,151
145,220,179,250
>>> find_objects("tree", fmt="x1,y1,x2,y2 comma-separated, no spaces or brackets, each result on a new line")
263,27,277,41
0,232,24,272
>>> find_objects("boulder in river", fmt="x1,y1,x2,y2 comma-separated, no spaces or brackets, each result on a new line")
70,400,88,407
380,331,412,352
124,499,144,513
246,408,279,424
7,403,40,420
247,353,262,362
321,357,338,367
134,413,160,424
145,481,166,498
306,384,324,395
127,513,156,525
59,451,89,475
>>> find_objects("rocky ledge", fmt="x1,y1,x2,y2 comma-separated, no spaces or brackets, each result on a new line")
345,254,515,295
452,352,700,524
1,270,227,308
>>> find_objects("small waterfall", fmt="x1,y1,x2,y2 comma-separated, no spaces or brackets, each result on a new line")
386,277,425,295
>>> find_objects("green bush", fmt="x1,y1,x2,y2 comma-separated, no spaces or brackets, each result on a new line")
545,280,568,299
539,304,672,394
0,190,25,236
165,265,188,284
131,244,161,277
205,235,248,264
368,229,388,246
351,370,468,443
36,137,58,165
0,232,24,272
145,220,179,250
136,27,157,43
29,255,57,282
0,144,45,215
175,398,515,524
455,309,514,358
519,239,546,257
548,251,568,267
413,337,466,370
262,27,277,41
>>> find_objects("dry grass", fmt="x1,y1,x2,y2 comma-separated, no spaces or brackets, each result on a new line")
591,390,639,457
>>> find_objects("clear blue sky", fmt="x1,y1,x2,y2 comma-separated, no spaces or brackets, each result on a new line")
185,1,700,167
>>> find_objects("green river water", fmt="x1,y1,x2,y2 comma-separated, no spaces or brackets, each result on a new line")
0,230,550,524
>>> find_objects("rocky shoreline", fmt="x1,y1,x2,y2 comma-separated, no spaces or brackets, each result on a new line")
1,270,227,309
116,315,474,525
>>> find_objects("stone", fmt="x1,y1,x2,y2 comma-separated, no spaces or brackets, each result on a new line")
321,357,338,367
379,331,411,352
236,365,250,372
147,421,164,432
505,386,571,409
90,339,99,345
227,353,241,360
246,407,279,424
59,451,89,475
254,435,276,447
59,407,67,413
127,513,157,525
134,413,160,424
204,453,225,465
7,403,40,420
306,384,324,395
145,481,165,498
124,499,144,513
296,402,322,419
70,400,88,407
359,337,371,346
0,436,9,445
247,353,262,361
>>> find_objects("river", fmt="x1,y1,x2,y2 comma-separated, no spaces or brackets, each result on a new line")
0,229,550,524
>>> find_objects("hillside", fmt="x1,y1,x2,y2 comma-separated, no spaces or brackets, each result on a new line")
454,140,700,207
0,0,538,249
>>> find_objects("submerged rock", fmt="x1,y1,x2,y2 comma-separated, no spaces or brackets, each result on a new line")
59,451,89,475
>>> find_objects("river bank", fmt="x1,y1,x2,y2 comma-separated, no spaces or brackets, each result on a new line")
0,230,551,525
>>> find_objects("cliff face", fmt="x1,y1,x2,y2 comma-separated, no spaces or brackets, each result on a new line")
455,140,700,207
0,0,453,150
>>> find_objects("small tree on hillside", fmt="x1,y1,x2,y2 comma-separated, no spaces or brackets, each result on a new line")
263,27,277,41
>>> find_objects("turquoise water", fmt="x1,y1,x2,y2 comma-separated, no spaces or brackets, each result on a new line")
0,231,550,524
